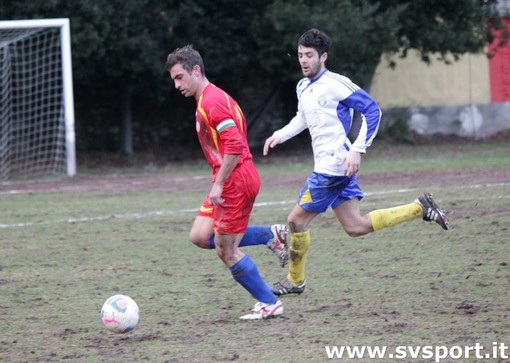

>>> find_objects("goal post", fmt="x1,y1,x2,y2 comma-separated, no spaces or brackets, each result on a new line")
0,18,76,181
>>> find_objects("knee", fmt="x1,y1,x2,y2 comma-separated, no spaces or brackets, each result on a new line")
189,231,211,249
189,238,206,248
287,216,308,233
214,247,227,260
214,245,235,265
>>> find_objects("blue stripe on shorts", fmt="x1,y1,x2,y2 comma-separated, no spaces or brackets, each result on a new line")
297,172,364,213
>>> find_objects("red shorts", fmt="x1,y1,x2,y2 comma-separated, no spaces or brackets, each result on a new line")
198,160,260,234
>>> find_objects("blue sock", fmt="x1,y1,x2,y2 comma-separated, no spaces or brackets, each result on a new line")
208,225,272,249
229,255,277,304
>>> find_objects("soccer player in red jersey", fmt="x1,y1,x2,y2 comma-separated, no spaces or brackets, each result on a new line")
166,45,283,320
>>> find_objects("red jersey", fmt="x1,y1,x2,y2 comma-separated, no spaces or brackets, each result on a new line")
196,84,252,175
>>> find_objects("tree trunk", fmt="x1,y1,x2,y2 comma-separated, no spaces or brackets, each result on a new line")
120,86,133,155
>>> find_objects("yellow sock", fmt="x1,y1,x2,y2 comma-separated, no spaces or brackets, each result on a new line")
287,230,311,285
369,202,423,231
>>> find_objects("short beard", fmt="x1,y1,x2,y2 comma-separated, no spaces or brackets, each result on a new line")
306,63,322,79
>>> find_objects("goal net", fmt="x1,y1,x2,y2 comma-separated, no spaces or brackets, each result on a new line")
0,18,76,181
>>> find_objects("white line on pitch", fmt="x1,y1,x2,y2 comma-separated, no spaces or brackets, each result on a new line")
1,183,509,229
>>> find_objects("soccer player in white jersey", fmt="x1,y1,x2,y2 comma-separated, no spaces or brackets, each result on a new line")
263,28,449,296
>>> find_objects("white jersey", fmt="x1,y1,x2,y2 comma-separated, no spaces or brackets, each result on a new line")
274,69,382,176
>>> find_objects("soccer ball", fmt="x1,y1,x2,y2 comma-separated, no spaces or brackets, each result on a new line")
100,294,139,333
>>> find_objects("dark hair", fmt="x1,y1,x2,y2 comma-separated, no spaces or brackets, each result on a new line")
298,28,332,56
165,44,205,75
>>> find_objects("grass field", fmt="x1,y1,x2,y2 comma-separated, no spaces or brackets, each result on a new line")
1,140,509,363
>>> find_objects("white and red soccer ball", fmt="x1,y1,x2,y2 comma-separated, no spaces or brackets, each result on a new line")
100,294,139,333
